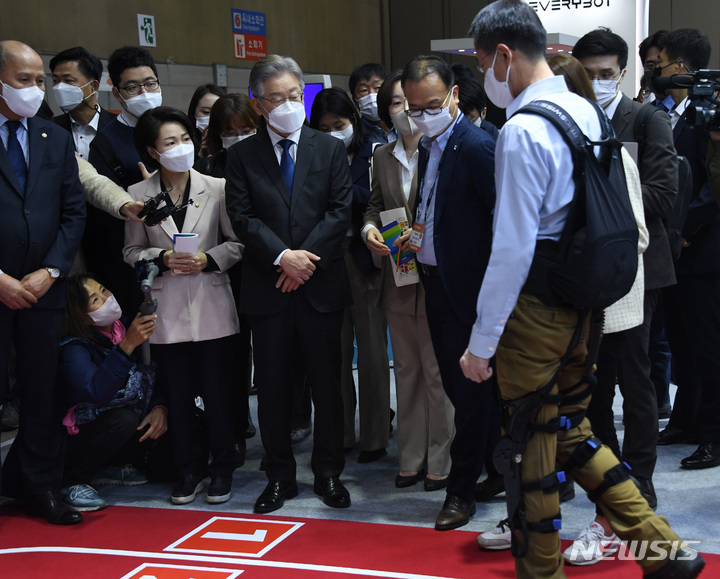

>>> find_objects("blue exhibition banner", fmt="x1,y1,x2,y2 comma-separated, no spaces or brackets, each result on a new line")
232,9,267,36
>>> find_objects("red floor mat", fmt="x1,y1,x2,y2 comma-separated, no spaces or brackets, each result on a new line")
0,505,715,578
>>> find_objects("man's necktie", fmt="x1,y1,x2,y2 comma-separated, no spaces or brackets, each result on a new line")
6,120,27,194
280,139,295,196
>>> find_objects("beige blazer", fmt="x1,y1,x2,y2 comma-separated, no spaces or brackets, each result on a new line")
604,147,649,334
364,140,426,317
123,169,242,344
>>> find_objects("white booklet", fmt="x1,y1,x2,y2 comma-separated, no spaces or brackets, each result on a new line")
172,233,198,274
379,207,419,287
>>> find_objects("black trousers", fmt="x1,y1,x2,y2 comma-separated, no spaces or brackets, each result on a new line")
422,275,502,502
587,289,659,481
665,272,720,443
0,307,64,497
63,407,142,485
247,292,344,483
151,335,238,479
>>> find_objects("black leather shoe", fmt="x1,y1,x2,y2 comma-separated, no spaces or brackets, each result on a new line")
171,474,206,505
424,476,448,492
658,426,698,446
314,475,351,508
395,471,424,489
475,475,505,502
27,490,83,525
435,494,476,531
681,442,720,470
254,481,298,513
207,476,233,504
644,550,705,578
358,448,387,463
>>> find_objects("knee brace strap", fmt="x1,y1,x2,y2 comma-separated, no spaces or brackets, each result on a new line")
587,462,632,503
532,410,585,433
563,436,602,470
526,513,562,533
522,470,567,494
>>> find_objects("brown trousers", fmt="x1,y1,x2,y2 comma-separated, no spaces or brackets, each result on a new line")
497,293,679,579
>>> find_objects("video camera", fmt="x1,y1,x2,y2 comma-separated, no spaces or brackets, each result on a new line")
653,70,720,129
137,188,194,227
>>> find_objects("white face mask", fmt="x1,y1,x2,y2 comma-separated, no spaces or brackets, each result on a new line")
222,131,256,150
87,294,123,327
0,81,45,118
155,143,195,173
52,81,95,113
357,93,380,122
266,100,306,134
122,90,162,119
591,79,619,109
484,51,514,109
390,110,417,137
412,90,455,139
329,124,354,148
195,115,210,131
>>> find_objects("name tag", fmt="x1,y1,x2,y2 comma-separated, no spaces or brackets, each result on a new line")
408,222,425,253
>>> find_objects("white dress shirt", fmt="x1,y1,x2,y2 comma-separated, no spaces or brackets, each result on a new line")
70,108,101,159
468,76,604,357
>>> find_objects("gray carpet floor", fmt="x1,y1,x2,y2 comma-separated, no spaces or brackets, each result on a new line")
2,375,719,556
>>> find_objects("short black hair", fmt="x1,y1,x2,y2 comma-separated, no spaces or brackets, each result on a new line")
401,55,454,92
661,28,711,72
451,63,487,115
349,63,388,97
377,69,403,129
572,28,628,71
309,87,367,156
49,46,103,82
133,106,196,171
638,30,669,65
469,0,546,61
108,46,157,89
187,84,226,121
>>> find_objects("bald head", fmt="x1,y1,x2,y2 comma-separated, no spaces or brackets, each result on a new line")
0,41,46,119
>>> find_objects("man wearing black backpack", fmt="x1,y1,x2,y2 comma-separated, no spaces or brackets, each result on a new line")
461,2,703,579
566,28,678,560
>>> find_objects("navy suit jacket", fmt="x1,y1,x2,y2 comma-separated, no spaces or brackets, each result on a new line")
414,116,496,321
0,116,85,309
225,126,353,315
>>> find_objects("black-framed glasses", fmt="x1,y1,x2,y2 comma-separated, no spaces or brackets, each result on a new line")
261,92,304,106
118,79,161,96
405,88,451,118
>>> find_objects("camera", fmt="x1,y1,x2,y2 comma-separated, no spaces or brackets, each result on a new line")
138,188,194,227
653,70,720,130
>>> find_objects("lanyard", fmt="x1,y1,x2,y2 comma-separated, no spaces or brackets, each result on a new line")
415,119,459,225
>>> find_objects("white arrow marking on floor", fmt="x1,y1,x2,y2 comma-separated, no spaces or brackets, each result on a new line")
201,530,268,542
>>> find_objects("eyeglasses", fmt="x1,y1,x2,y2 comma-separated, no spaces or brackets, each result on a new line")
261,92,304,106
405,88,452,118
118,79,161,96
588,70,624,82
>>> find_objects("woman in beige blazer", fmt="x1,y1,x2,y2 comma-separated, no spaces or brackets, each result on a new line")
123,107,242,507
363,71,454,491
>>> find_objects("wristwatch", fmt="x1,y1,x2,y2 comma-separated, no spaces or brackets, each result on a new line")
44,267,61,278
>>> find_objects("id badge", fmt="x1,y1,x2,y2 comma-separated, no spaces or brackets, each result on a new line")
408,222,425,253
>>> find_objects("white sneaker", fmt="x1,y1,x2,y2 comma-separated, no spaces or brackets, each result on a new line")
563,520,621,565
477,518,512,550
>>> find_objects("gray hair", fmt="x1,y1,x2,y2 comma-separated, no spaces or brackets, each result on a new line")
249,55,305,99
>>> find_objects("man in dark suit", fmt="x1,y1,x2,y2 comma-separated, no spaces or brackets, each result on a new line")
654,29,720,470
0,40,85,524
49,47,116,161
403,55,499,531
87,46,161,313
225,55,353,514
